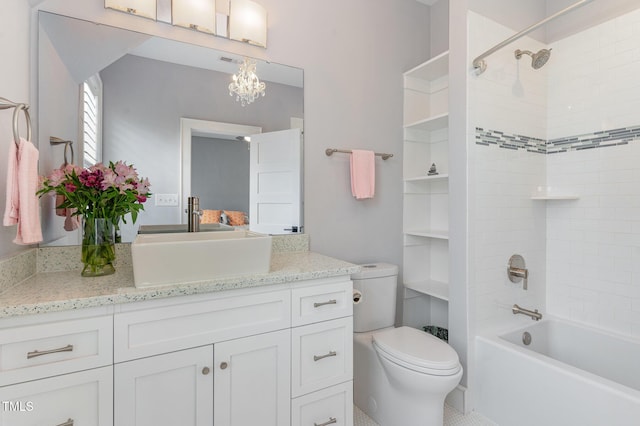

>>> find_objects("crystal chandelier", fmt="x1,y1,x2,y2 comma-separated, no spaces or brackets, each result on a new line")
229,58,266,106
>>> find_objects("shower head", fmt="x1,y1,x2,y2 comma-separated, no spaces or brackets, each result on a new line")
515,48,552,69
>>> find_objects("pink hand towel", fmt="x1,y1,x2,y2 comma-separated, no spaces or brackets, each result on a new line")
3,140,19,226
350,149,375,200
3,137,43,245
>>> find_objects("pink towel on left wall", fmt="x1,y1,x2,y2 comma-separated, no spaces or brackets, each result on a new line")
350,149,375,200
3,137,43,244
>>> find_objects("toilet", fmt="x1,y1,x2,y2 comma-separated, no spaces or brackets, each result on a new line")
352,263,462,426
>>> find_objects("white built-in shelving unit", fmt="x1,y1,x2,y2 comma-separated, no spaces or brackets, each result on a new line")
402,51,450,330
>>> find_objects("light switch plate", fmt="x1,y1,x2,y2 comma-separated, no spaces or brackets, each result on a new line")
155,193,179,207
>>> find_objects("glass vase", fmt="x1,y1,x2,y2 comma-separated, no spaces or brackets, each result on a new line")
81,218,116,277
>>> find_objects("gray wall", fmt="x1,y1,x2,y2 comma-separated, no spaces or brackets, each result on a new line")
191,136,249,213
430,0,450,55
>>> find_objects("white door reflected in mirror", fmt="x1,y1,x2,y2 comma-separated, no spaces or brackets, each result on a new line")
249,129,303,234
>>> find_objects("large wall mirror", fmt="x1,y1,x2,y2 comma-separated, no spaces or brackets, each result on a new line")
37,11,304,245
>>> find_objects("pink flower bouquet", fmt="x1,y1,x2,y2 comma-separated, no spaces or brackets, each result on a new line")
38,161,151,225
38,161,151,276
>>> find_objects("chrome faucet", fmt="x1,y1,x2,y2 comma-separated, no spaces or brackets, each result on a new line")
186,196,202,232
512,304,542,321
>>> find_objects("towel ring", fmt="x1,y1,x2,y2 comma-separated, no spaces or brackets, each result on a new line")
12,104,31,147
50,137,75,166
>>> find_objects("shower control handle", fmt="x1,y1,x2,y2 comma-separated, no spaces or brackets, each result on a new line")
508,254,528,290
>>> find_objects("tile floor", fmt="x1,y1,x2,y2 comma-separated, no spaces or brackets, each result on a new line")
354,405,497,426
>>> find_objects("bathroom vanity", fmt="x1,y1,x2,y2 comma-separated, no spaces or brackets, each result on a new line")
0,243,357,426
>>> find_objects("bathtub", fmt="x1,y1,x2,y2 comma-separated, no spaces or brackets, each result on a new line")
476,318,640,426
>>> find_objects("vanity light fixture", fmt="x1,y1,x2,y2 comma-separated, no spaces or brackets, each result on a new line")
104,0,268,48
229,0,267,47
172,0,216,34
104,0,157,20
229,57,266,106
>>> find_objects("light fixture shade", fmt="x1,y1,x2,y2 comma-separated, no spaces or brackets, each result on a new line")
229,0,267,48
105,0,157,20
172,0,216,34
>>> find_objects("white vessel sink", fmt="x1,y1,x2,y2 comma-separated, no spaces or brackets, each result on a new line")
131,229,272,287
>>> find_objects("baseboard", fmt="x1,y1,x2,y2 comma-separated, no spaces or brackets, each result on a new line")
445,384,467,413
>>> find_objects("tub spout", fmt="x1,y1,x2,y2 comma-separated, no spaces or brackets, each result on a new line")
512,304,542,321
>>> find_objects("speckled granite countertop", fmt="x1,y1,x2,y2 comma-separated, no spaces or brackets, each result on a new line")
0,250,360,318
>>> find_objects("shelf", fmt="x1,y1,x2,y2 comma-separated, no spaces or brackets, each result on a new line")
404,279,449,301
404,51,449,81
531,195,579,200
404,112,449,132
404,174,448,182
531,187,579,200
404,229,449,240
402,50,451,326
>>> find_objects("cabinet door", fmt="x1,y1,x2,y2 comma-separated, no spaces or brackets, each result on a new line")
114,345,213,426
214,329,291,426
0,366,113,426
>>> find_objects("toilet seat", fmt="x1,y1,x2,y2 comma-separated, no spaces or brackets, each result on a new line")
372,326,461,376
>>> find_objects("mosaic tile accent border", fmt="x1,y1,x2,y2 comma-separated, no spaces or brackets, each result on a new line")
476,125,640,154
475,128,546,153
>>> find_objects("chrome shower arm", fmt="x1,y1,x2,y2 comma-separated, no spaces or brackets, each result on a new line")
472,0,594,74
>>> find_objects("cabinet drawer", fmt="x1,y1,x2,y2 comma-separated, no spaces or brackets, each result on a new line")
292,317,353,397
292,381,354,426
114,289,290,362
292,280,353,327
0,316,112,386
0,366,113,426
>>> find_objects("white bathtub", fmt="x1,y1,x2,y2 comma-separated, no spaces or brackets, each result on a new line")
476,318,640,426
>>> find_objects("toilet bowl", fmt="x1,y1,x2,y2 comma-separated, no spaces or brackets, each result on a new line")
352,264,462,426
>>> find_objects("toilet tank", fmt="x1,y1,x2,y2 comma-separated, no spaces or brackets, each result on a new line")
352,263,399,333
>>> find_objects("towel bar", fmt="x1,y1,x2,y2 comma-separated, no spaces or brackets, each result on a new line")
325,148,393,160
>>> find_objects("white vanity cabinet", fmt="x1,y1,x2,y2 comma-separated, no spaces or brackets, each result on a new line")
0,273,354,426
290,281,354,426
0,312,114,426
112,275,354,426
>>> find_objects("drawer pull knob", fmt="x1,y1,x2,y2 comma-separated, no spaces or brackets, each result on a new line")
314,417,337,426
27,344,74,359
314,351,337,362
314,299,337,308
56,419,74,426
220,361,228,370
202,366,211,375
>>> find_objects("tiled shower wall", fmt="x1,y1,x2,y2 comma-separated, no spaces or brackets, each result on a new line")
546,9,640,336
470,8,640,336
468,11,547,332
